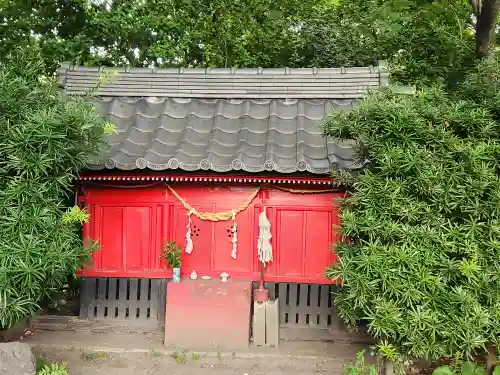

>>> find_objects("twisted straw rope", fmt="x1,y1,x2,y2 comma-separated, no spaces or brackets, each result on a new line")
86,181,337,195
85,181,337,222
271,185,337,194
166,185,261,221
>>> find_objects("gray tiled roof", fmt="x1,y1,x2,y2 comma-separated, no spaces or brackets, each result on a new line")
59,63,387,174
58,63,388,99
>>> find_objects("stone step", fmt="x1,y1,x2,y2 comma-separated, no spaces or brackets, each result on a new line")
27,328,368,360
30,314,163,334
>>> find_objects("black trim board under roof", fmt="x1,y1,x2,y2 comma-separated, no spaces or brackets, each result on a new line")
58,63,388,175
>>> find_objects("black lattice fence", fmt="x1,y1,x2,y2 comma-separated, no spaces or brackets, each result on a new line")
251,282,339,328
79,277,167,321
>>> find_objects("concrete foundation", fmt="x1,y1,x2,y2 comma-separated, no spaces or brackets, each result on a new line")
265,299,279,347
252,299,280,347
252,301,266,347
164,279,252,349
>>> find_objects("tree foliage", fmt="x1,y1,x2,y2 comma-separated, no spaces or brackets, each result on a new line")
297,0,477,85
0,0,324,73
324,60,500,359
0,46,108,328
2,0,499,85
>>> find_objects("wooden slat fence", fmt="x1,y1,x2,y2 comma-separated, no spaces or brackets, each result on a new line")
252,282,338,328
80,277,167,321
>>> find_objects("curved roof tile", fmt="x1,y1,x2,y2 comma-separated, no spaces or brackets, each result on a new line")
59,64,385,174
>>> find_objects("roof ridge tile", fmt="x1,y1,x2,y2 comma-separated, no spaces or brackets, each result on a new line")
58,63,382,76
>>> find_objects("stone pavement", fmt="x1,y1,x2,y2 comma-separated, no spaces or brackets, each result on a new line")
27,328,370,375
34,347,353,375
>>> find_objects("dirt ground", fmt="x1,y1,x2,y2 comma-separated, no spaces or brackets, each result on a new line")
33,346,353,375
26,316,372,375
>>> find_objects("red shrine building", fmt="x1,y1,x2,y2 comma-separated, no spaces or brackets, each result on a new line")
58,63,386,348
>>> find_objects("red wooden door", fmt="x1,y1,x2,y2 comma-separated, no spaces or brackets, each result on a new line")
80,183,340,283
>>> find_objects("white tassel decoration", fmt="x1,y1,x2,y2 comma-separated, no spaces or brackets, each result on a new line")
185,211,194,254
257,210,273,264
231,210,238,259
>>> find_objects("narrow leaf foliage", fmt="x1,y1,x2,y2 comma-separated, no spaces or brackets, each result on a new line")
0,46,107,329
324,60,500,359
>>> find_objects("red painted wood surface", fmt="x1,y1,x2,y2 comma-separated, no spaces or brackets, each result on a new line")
80,183,341,284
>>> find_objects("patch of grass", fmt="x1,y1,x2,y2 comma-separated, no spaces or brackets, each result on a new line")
36,362,68,375
80,351,108,362
36,358,47,372
192,352,200,361
147,350,164,358
172,352,187,364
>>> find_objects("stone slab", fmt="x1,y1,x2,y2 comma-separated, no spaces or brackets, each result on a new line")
0,342,35,375
164,279,252,349
266,299,280,347
252,301,266,347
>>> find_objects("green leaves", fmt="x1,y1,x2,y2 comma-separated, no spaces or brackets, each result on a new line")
462,362,487,375
343,350,377,375
36,362,68,375
295,0,477,86
325,70,500,359
160,241,183,269
0,0,488,87
432,362,487,375
1,0,329,73
433,366,456,375
62,206,90,225
0,46,107,329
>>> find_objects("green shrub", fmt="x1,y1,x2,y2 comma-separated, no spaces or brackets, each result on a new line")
343,350,377,375
159,241,182,269
432,361,496,375
37,362,68,375
0,46,109,329
324,61,500,360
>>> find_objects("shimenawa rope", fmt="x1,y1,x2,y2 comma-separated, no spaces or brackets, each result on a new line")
83,180,337,258
166,184,261,222
84,181,337,222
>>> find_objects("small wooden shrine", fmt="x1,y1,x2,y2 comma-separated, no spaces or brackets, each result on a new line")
58,62,386,347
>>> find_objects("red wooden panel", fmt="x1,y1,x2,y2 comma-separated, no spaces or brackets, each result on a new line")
80,182,342,283
99,207,124,270
276,209,305,277
169,185,260,277
82,203,92,243
212,208,253,274
82,186,165,204
331,201,341,260
304,210,334,278
124,207,151,271
154,204,169,270
173,205,213,275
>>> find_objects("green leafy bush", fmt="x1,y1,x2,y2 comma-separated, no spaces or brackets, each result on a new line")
324,61,500,359
343,350,377,375
159,241,182,269
37,362,68,375
432,361,495,375
296,0,475,86
0,46,109,329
